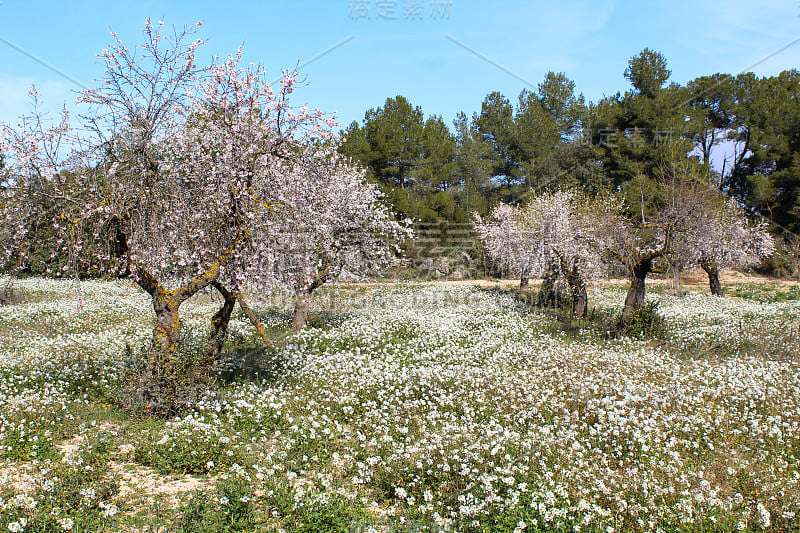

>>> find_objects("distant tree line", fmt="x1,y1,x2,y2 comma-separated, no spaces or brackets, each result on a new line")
338,49,800,249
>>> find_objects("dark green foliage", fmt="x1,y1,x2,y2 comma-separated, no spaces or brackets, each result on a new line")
589,67,694,192
532,141,610,194
625,48,671,98
726,70,800,233
339,96,462,221
757,235,800,279
683,73,737,178
339,96,426,190
339,76,596,225
475,91,520,187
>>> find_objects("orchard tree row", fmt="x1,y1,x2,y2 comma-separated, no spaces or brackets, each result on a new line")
339,50,800,247
474,169,774,328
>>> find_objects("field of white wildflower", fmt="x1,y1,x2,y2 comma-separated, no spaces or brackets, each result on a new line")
1,276,799,532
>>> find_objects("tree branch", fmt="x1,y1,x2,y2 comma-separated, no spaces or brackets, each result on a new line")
177,231,246,302
237,294,275,349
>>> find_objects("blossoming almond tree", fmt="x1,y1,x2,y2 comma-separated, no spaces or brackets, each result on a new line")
0,21,344,383
605,162,775,323
474,190,614,318
604,214,675,324
0,92,78,278
473,203,547,290
257,148,412,332
201,145,412,345
677,198,775,296
603,177,709,325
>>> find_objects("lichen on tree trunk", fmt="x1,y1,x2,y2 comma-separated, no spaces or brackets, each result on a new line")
132,233,246,376
148,286,183,377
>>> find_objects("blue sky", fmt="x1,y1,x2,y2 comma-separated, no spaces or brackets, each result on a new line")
1,0,799,131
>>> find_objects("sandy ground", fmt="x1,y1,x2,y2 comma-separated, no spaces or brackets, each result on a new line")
345,268,799,291
1,431,212,529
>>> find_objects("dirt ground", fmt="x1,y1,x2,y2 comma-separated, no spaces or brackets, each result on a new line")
347,267,799,292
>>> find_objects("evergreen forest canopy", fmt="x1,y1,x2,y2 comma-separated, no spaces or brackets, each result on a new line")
338,48,800,240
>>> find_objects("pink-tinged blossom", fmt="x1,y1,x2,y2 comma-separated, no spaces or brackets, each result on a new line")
674,198,775,272
1,20,408,355
474,190,614,285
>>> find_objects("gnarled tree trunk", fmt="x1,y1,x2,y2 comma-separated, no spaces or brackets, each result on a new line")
621,257,652,325
572,284,588,319
136,269,185,376
152,291,181,356
291,263,333,333
207,281,238,362
291,289,310,333
558,255,588,319
699,256,724,297
133,232,245,375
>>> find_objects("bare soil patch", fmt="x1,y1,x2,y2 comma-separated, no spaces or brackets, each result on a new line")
110,460,212,508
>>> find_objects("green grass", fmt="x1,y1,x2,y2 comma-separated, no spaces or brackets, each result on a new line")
730,282,800,302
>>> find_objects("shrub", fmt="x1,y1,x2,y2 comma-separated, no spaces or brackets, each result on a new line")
0,283,27,306
114,338,218,416
616,300,668,339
